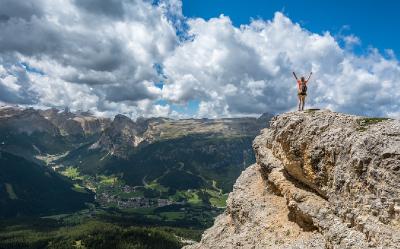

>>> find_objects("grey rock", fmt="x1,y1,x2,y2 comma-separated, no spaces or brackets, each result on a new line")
39,108,110,136
95,114,145,158
0,106,59,135
186,110,400,249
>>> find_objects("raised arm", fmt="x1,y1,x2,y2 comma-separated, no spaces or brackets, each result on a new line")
306,72,312,82
292,72,298,80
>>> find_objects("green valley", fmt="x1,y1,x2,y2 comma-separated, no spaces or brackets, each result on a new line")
0,106,271,248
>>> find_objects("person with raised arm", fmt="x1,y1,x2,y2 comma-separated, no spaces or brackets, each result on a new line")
293,71,312,111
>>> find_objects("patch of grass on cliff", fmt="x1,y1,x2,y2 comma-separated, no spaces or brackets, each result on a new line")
357,117,390,131
305,108,320,113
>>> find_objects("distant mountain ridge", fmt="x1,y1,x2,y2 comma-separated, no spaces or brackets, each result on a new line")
0,105,272,160
39,108,111,136
0,105,273,218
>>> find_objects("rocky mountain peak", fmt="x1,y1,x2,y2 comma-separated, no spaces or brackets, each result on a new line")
113,114,132,122
94,114,147,158
39,108,111,136
186,110,400,249
109,114,139,135
0,106,59,136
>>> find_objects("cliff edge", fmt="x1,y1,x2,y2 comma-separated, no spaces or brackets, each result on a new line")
185,110,400,249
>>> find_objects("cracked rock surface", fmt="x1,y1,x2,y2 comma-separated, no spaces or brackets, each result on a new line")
184,110,400,249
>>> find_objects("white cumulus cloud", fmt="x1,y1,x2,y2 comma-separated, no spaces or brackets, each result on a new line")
0,1,399,119
163,12,400,118
0,0,179,117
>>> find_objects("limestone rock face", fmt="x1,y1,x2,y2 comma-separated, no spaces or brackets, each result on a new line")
185,110,400,249
0,106,59,136
95,114,146,158
39,108,110,136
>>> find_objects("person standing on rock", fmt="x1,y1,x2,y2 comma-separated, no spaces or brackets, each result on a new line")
293,71,312,111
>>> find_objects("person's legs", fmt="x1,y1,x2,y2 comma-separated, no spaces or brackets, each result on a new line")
301,95,306,110
297,95,301,111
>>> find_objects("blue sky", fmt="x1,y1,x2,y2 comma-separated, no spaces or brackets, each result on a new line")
183,0,400,57
173,0,399,116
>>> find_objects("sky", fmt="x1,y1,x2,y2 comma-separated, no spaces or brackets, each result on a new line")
0,0,399,119
183,0,400,56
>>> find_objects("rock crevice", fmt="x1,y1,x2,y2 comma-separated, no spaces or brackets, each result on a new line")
185,110,400,249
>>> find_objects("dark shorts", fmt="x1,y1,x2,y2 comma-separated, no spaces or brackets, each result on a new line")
298,93,307,96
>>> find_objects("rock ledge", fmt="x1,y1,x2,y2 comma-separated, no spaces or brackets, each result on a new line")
185,110,400,249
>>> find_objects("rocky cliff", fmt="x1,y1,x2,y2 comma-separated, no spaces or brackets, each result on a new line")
0,106,60,136
39,108,111,136
0,106,110,137
93,114,146,158
185,110,400,249
91,113,271,159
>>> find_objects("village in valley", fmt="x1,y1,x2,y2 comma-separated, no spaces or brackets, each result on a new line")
95,184,181,209
57,166,187,209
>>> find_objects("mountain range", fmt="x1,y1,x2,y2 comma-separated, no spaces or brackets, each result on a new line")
0,105,272,218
